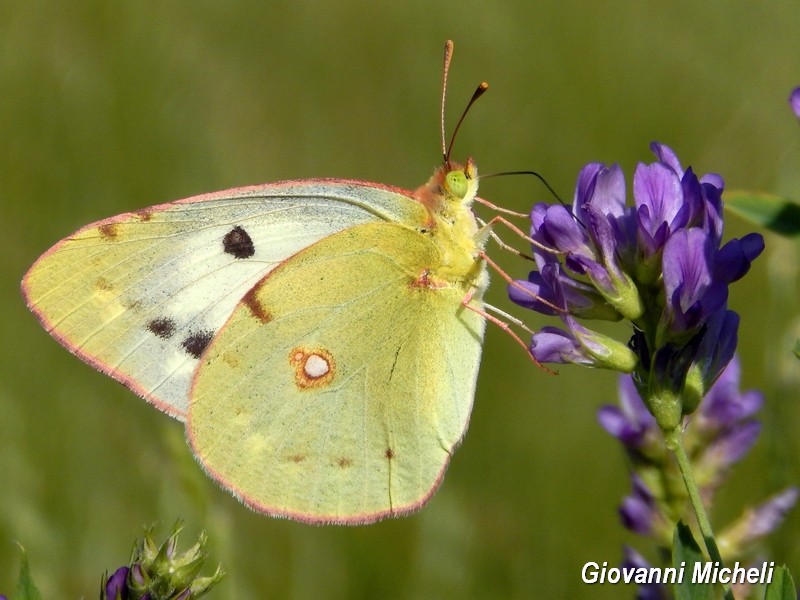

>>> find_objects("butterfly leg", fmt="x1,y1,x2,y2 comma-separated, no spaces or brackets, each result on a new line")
477,251,565,314
461,286,554,374
478,213,560,256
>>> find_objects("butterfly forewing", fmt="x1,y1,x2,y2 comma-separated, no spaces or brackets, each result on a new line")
22,181,424,420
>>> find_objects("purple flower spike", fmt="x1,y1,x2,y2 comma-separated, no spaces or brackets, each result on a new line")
513,142,763,425
790,86,800,118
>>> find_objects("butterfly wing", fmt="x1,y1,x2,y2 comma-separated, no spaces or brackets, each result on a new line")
188,220,486,524
22,180,424,420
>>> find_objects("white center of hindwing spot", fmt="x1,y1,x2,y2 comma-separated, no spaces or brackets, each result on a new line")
289,347,335,390
304,354,330,378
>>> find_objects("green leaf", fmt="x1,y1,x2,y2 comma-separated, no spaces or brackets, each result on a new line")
764,565,796,600
793,339,800,360
673,523,714,600
12,545,43,600
725,190,800,237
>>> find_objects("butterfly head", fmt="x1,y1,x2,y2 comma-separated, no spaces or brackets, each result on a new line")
415,157,479,218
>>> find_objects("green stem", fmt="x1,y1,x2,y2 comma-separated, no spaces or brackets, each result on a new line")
664,426,735,600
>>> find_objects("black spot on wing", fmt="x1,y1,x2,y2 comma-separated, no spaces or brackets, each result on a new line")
181,330,215,359
223,225,255,259
147,317,176,339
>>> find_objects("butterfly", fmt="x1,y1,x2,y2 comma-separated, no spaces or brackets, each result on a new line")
21,42,498,525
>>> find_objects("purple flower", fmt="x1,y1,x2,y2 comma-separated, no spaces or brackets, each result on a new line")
102,566,130,600
522,163,643,320
507,264,620,320
684,309,740,408
634,160,687,265
529,326,594,365
529,315,637,372
661,228,728,334
696,355,763,429
790,86,800,118
598,376,659,452
619,475,659,536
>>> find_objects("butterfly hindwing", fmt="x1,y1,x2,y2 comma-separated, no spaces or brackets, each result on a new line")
22,181,425,420
188,220,486,524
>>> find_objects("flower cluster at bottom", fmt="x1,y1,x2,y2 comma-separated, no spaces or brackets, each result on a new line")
600,356,798,598
102,522,223,600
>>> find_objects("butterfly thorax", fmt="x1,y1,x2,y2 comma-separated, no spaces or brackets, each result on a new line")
413,158,488,299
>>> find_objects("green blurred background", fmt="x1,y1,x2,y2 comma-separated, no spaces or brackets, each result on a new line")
2,1,799,598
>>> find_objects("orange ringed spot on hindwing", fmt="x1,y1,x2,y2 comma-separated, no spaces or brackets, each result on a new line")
289,347,335,390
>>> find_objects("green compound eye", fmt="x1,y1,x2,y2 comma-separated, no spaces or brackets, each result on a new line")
445,171,469,199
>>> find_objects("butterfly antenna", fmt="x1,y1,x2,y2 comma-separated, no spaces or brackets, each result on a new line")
445,82,489,166
440,41,490,166
440,40,454,165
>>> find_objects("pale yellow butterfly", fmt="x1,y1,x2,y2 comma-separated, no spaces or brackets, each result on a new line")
22,42,496,524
